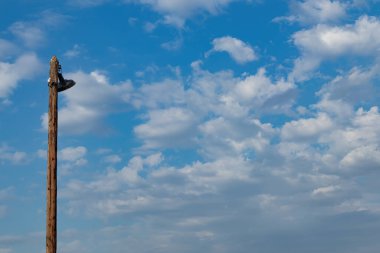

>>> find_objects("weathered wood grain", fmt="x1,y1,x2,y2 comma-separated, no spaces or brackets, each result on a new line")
46,56,59,253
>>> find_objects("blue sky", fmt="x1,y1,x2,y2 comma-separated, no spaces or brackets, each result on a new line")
1,0,380,252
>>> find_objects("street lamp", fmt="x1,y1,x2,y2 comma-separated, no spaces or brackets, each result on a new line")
57,65,76,92
46,56,75,253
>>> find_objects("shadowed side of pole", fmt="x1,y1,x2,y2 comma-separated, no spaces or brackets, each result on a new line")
46,56,59,253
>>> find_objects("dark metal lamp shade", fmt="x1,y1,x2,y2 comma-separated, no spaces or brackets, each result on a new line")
57,73,76,92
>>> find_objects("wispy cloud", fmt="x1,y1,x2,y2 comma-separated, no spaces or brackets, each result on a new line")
8,10,69,48
64,44,82,58
0,144,28,165
124,0,253,28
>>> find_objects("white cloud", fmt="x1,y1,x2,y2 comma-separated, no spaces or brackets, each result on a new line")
124,0,240,27
198,116,274,159
232,68,295,111
64,44,82,58
59,239,86,253
317,64,380,103
104,154,122,164
291,15,380,81
208,36,257,64
0,144,28,165
281,113,334,141
131,79,185,109
58,146,88,175
0,40,17,59
314,98,354,120
0,248,11,253
161,37,183,51
37,149,47,159
62,153,164,199
9,22,44,48
276,0,347,24
0,53,42,99
312,185,340,197
144,152,163,166
57,86,380,252
132,66,294,151
321,106,380,156
61,155,253,217
8,11,69,48
41,71,132,135
37,146,87,174
68,0,249,27
134,107,198,149
58,133,380,252
339,145,380,173
275,103,380,178
189,66,295,117
96,148,112,155
33,67,277,142
294,16,380,56
0,235,23,244
59,146,87,162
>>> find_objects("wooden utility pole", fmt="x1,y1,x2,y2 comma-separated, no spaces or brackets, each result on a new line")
46,56,59,253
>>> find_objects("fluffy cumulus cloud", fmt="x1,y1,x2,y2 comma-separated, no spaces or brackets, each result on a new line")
0,53,42,100
291,15,380,81
41,71,132,134
276,0,347,24
131,65,295,152
207,36,257,64
59,146,87,163
60,102,380,251
340,145,380,172
317,64,380,103
232,68,295,110
38,146,88,175
278,104,380,177
281,113,334,141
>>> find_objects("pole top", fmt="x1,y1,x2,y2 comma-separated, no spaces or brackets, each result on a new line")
50,55,58,63
49,56,59,87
